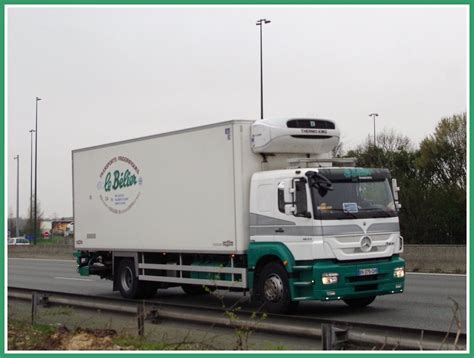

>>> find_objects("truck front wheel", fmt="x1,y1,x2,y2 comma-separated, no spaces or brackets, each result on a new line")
117,259,156,299
343,296,376,308
255,262,297,313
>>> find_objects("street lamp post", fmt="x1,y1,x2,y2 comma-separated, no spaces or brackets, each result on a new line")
14,155,19,238
34,97,41,244
256,18,271,120
29,129,35,234
369,113,379,147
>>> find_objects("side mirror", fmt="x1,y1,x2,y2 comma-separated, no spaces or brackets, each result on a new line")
306,171,334,191
283,180,294,203
392,178,401,210
392,178,400,201
284,204,295,216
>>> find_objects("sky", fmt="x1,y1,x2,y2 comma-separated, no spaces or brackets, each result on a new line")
6,5,468,219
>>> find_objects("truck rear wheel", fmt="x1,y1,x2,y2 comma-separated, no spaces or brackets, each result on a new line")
117,259,156,299
255,262,297,313
343,296,376,308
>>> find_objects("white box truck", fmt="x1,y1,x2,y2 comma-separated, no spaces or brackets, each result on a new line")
73,118,405,313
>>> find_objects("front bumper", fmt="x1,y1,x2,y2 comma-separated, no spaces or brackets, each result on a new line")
290,255,405,301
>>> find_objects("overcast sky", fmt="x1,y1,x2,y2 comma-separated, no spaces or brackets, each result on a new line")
7,5,467,219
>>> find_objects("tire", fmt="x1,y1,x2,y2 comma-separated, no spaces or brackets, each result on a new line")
255,261,297,314
343,296,376,308
117,259,156,299
182,284,217,295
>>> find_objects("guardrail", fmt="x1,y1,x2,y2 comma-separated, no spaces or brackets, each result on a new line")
8,286,465,351
402,245,466,273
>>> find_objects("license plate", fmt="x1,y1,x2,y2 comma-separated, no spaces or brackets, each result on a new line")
358,268,379,276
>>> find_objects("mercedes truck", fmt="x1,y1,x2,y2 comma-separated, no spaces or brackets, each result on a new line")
72,118,405,313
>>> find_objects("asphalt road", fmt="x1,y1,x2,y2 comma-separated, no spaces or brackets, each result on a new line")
7,258,467,333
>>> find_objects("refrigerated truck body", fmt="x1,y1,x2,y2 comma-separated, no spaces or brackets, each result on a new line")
73,118,405,313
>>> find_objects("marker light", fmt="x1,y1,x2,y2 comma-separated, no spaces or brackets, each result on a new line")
322,273,339,285
394,267,405,278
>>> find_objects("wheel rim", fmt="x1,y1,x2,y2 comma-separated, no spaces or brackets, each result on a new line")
263,274,284,302
121,266,133,292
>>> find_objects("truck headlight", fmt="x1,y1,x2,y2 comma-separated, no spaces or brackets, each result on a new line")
322,273,339,285
394,267,405,278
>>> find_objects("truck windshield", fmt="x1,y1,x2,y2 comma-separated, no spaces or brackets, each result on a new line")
312,179,397,220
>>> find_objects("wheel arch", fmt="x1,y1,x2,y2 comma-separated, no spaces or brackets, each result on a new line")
112,252,139,291
248,242,296,271
247,242,296,290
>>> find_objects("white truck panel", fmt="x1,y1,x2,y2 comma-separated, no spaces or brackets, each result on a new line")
232,123,266,252
73,121,259,253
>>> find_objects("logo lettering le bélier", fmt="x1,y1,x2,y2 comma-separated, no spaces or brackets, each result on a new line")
97,156,143,214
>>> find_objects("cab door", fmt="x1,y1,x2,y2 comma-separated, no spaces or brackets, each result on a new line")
272,177,315,261
250,179,278,243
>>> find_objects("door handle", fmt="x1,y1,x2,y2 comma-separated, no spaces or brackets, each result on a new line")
275,228,284,233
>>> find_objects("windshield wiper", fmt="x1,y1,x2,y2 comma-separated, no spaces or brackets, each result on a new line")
328,208,358,219
373,211,393,218
357,208,393,217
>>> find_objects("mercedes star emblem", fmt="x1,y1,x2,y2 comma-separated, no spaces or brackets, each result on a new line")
360,236,372,252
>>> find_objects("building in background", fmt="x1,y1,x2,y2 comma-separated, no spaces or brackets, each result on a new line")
51,218,73,236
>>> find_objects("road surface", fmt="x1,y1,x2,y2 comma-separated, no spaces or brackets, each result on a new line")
7,258,467,333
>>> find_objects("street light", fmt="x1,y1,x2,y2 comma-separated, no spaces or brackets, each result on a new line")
13,155,19,238
256,18,271,120
29,129,35,233
369,113,379,147
34,97,41,244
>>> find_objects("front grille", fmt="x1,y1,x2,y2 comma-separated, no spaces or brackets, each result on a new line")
287,119,335,129
345,247,379,254
354,284,378,292
346,274,380,283
338,257,392,265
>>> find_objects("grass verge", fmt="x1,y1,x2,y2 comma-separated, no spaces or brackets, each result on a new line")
8,318,218,350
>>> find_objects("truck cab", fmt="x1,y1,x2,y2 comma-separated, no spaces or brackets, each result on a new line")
247,167,405,312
